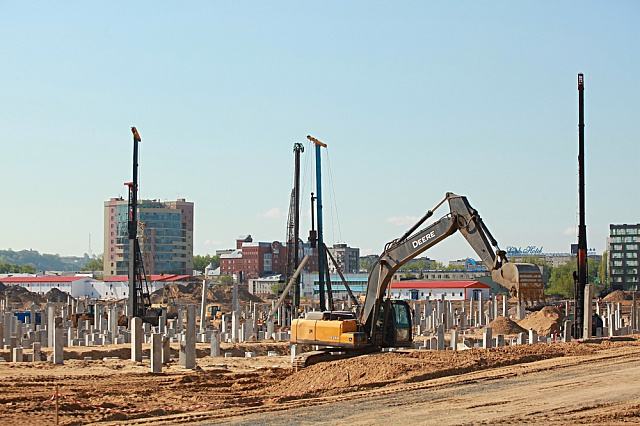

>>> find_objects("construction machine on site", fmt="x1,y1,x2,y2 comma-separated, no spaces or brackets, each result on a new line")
290,192,545,368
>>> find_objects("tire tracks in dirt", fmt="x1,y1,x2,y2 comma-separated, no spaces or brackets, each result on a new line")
94,345,640,425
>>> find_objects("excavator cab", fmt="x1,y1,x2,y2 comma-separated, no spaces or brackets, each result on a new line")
374,299,413,348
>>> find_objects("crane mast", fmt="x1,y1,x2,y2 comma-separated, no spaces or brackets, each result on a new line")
127,127,152,320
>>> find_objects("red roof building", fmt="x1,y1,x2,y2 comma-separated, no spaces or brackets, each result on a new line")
390,280,490,301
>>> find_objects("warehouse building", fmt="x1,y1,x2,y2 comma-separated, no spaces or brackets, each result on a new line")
389,280,491,301
0,274,192,300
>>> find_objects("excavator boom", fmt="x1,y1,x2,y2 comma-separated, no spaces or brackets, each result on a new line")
360,193,544,337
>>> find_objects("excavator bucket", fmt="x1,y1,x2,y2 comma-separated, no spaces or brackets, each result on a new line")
491,263,545,303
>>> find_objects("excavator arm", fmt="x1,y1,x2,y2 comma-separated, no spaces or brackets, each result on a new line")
360,193,544,337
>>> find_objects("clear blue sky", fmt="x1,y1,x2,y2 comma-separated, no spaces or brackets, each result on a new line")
1,1,638,262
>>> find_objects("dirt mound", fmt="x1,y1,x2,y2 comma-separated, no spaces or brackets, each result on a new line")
488,316,527,335
210,284,263,305
46,287,68,303
272,343,595,398
603,290,629,302
150,282,263,308
518,306,563,336
0,285,46,309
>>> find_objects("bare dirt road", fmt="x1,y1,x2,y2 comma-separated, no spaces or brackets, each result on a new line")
2,340,639,425
214,345,640,425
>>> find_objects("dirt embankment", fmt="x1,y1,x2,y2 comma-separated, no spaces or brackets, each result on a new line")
150,282,263,310
270,343,597,399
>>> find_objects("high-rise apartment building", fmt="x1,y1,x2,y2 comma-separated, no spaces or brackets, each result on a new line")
609,224,640,290
103,198,194,277
327,243,360,274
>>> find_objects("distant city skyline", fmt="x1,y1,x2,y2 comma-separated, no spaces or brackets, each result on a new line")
1,2,638,263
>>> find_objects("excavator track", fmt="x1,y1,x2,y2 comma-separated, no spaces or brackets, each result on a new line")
293,347,379,371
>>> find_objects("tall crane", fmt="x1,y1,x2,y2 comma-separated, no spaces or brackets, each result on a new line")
126,127,153,321
285,142,304,310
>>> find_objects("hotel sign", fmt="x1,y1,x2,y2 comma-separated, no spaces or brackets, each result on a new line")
505,246,544,256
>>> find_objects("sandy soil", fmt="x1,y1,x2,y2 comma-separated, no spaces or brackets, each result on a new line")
221,343,640,425
0,339,639,425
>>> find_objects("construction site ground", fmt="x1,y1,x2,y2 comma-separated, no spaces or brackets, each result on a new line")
2,338,640,425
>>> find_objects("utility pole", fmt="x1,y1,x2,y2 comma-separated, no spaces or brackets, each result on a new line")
307,135,328,311
574,73,587,338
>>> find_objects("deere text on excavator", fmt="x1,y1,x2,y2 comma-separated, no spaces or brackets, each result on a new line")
290,193,545,368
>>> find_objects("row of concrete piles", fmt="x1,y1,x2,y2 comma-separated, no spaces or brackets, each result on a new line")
412,284,640,352
0,286,297,368
3,283,638,367
407,293,523,340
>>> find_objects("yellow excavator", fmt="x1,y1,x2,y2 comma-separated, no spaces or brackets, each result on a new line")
291,193,545,368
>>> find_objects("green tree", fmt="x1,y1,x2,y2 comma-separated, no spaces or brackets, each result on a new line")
0,261,36,274
547,263,575,297
546,258,600,298
193,254,220,272
82,255,104,271
432,261,446,270
598,251,608,292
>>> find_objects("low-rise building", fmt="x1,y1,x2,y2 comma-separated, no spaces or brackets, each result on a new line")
389,280,491,301
0,274,192,300
306,273,369,300
415,270,489,280
0,276,98,298
447,258,488,272
248,275,283,296
219,235,287,280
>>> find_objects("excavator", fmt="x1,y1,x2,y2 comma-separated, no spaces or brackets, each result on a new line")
290,193,545,368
